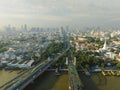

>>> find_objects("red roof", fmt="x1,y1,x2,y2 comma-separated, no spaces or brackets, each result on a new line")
117,56,120,59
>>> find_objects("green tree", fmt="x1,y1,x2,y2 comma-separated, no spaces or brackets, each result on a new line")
116,62,120,68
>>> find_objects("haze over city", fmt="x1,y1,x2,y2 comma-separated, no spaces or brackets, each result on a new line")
0,0,120,28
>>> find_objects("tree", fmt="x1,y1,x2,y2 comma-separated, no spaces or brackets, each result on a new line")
0,48,7,52
101,63,105,68
85,64,89,69
116,62,120,68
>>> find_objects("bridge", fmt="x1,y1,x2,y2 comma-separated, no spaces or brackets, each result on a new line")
0,47,69,90
66,49,84,90
67,57,84,90
68,63,83,90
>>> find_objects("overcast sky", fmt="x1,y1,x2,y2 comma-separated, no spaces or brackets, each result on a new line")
0,0,120,27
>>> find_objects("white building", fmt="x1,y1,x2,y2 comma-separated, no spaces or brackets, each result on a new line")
102,39,107,50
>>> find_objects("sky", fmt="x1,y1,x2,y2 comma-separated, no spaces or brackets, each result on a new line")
0,0,120,27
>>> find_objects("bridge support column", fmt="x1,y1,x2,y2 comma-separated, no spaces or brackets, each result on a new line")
73,57,76,66
66,57,68,65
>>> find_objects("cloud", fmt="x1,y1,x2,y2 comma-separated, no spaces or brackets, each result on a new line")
111,18,120,21
0,0,120,27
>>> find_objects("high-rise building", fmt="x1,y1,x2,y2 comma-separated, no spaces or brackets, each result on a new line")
24,24,27,31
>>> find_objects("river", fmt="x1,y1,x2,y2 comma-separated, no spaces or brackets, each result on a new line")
24,71,120,90
24,71,69,90
0,69,20,86
1,69,120,90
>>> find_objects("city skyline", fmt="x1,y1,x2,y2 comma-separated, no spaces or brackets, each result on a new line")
0,0,120,28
